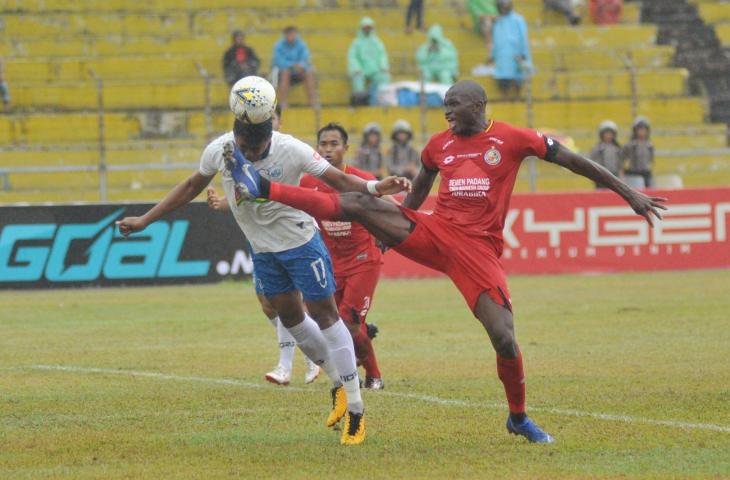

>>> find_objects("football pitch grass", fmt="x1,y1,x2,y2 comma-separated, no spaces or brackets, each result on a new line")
1,270,729,479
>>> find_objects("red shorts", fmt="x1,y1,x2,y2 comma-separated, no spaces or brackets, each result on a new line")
334,263,381,326
394,208,511,313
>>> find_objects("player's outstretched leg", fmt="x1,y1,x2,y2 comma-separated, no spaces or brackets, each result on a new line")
474,293,554,444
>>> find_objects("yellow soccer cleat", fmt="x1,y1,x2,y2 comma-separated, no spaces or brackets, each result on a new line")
340,410,366,445
326,385,347,428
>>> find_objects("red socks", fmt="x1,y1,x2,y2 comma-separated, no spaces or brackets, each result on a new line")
353,325,381,379
268,182,343,220
496,351,526,414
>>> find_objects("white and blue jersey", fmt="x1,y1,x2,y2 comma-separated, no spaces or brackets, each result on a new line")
199,131,336,300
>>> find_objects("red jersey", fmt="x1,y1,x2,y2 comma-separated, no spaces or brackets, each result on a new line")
300,165,383,276
421,120,548,255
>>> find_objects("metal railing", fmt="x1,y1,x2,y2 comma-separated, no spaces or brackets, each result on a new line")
0,53,721,201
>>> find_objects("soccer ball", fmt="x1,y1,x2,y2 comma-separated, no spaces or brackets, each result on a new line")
229,76,277,124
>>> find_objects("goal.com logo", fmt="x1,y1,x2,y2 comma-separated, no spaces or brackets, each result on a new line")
0,209,210,283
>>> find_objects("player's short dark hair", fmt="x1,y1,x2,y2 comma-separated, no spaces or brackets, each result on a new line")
233,117,273,147
284,26,297,34
317,123,349,145
232,30,244,40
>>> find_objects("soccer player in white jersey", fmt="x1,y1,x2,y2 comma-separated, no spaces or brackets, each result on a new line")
116,83,411,445
208,105,320,387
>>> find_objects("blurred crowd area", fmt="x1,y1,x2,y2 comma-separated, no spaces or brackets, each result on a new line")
1,0,729,202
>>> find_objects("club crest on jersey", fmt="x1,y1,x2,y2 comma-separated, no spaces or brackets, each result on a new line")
484,147,502,166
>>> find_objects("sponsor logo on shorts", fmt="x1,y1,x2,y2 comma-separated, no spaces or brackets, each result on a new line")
484,147,502,166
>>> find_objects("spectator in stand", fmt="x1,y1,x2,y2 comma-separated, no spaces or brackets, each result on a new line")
467,0,498,49
348,17,391,106
491,0,532,99
416,24,459,85
272,26,317,109
589,120,622,189
622,116,655,188
385,120,420,180
589,0,622,25
222,31,260,87
356,122,384,177
405,0,425,34
544,0,582,25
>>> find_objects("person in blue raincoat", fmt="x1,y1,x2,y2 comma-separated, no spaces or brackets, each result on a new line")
490,0,532,99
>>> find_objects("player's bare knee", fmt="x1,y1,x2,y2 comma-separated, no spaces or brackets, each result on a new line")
493,333,518,358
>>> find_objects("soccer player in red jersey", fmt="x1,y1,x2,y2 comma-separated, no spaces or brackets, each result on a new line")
301,123,384,389
234,80,667,443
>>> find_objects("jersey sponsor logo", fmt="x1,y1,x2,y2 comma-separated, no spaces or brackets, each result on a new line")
484,147,502,166
442,139,456,150
457,152,481,159
488,136,505,145
448,177,490,197
321,220,352,237
442,155,456,165
0,209,210,283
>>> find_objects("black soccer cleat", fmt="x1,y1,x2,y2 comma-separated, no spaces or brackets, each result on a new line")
364,376,385,390
366,322,379,340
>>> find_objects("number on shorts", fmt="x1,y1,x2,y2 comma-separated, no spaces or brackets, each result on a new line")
310,258,327,288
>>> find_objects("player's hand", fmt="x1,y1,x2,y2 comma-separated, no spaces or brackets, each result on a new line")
376,176,412,195
206,187,229,210
115,216,147,237
626,190,668,227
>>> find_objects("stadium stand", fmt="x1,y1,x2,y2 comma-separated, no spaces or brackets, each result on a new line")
1,0,728,203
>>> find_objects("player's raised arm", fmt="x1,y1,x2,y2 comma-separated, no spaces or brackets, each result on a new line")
402,164,438,210
318,166,412,196
117,171,214,236
545,141,667,226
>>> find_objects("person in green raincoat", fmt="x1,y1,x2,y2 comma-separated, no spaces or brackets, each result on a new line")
467,0,498,46
348,17,391,101
416,24,459,85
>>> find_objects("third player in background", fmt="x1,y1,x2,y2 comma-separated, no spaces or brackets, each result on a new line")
301,123,385,389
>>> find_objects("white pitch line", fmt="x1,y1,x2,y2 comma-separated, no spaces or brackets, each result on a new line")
15,364,730,434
